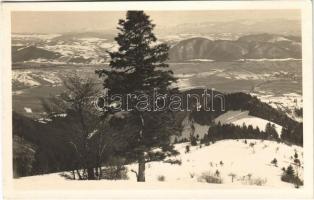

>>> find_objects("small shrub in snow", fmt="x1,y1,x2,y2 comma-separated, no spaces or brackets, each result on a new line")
294,151,298,159
238,174,266,186
293,152,301,166
281,165,303,188
215,170,220,177
242,177,267,186
276,147,279,152
185,145,190,153
244,140,247,144
219,161,224,166
198,172,223,184
271,158,278,167
247,173,252,180
157,175,165,182
228,173,237,183
286,165,294,176
191,136,198,146
189,172,195,178
294,158,301,166
101,166,129,180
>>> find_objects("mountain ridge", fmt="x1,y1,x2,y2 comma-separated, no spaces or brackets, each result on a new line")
11,33,302,64
169,34,301,61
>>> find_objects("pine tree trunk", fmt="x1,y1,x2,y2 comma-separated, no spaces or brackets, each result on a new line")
137,152,145,182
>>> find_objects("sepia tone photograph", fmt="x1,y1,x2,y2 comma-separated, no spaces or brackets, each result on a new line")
1,1,313,199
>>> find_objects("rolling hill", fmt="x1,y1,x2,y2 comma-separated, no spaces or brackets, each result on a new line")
169,34,301,61
12,46,62,63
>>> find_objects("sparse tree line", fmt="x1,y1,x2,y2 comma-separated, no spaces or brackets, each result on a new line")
178,119,301,147
199,122,280,145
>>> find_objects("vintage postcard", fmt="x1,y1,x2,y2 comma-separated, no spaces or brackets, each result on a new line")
1,1,313,199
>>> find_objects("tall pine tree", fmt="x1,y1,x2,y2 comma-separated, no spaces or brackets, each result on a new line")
97,11,178,182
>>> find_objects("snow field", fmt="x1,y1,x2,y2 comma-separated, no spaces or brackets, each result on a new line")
214,111,283,136
16,140,303,189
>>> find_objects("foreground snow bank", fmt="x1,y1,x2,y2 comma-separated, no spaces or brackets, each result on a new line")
127,140,302,188
16,140,303,189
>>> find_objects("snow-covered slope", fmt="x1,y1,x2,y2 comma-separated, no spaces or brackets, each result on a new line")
179,115,210,140
214,111,283,136
251,92,303,122
16,140,303,189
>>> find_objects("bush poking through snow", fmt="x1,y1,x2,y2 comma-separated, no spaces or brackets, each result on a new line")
185,145,190,153
157,175,165,182
281,165,303,188
228,173,237,183
191,136,198,146
198,172,223,184
215,170,220,177
293,152,301,166
242,177,267,186
247,173,252,180
101,166,129,180
271,158,278,167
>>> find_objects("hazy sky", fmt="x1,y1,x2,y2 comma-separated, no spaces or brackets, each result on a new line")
11,10,300,33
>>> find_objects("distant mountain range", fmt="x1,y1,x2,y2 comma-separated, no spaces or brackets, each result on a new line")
11,33,301,64
157,19,301,37
169,34,301,61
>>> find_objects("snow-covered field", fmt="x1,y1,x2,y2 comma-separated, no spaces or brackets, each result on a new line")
251,92,303,122
12,70,41,87
15,140,303,189
214,111,283,136
12,70,63,89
